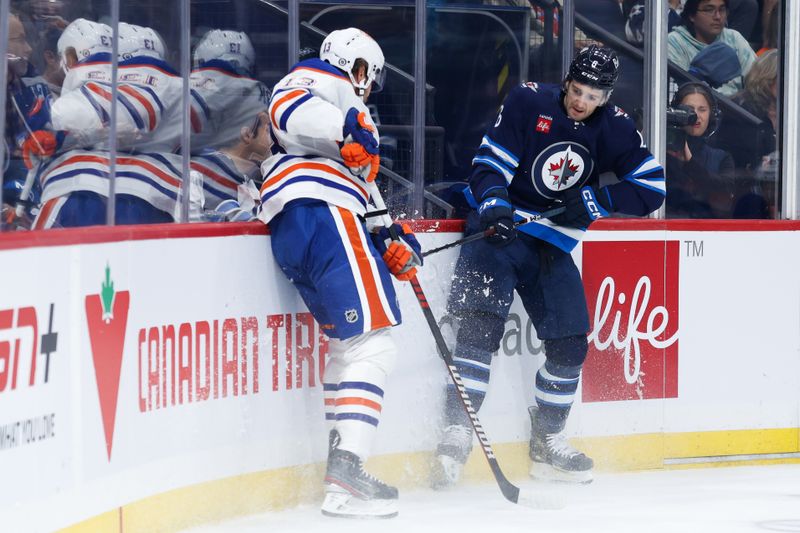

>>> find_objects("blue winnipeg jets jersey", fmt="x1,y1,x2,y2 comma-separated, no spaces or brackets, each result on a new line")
470,82,665,251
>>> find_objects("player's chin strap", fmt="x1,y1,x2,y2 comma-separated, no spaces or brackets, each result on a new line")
365,180,562,510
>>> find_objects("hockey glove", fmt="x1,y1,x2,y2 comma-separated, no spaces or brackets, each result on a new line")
214,199,257,222
371,223,423,281
549,186,611,229
22,130,60,169
478,190,516,246
341,108,380,182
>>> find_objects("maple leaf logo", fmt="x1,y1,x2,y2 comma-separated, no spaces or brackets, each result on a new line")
549,156,580,188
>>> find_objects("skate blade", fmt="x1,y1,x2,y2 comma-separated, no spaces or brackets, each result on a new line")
430,454,462,490
321,491,398,519
529,462,593,484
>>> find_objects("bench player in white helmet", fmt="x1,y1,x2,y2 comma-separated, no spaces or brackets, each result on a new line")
31,22,200,229
260,28,421,519
190,29,270,152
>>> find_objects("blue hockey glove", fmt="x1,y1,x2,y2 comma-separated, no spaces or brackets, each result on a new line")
371,223,423,281
342,108,378,155
478,190,516,246
550,186,611,229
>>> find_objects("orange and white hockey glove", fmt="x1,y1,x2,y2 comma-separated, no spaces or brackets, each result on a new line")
22,130,60,169
371,223,423,281
341,107,380,182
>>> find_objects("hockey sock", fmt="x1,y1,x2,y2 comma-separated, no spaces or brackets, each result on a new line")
444,343,493,427
322,357,346,435
534,360,582,434
328,329,396,459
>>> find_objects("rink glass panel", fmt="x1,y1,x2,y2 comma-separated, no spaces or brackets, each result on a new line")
1,1,793,231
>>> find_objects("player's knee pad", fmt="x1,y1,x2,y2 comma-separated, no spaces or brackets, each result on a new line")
543,335,588,368
331,327,397,376
453,310,507,353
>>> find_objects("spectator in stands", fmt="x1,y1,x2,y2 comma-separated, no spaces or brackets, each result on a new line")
668,0,756,95
666,82,735,218
711,50,778,218
720,49,778,172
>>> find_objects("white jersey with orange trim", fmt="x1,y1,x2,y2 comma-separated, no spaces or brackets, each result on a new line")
189,61,270,152
49,55,183,153
259,58,378,223
190,149,251,210
35,149,188,217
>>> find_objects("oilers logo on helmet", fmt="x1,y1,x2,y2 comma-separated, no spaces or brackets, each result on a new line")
530,142,594,198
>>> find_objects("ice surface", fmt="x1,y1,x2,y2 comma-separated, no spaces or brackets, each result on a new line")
181,465,800,533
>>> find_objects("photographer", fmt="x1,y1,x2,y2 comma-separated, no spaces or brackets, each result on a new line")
665,82,735,218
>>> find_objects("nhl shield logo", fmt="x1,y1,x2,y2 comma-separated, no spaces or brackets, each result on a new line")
344,309,359,323
530,141,594,198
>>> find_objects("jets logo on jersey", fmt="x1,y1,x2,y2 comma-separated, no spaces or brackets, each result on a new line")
614,106,629,119
531,141,594,197
524,81,539,92
535,115,553,134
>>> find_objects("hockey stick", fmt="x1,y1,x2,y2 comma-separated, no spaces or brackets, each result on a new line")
366,180,562,510
421,206,566,258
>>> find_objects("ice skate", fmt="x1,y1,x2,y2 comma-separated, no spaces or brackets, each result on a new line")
321,447,398,519
529,407,593,484
431,424,473,490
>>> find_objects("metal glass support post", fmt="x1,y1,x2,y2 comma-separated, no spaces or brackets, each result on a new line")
781,1,800,219
412,0,426,216
179,0,192,222
0,0,10,212
561,0,575,77
644,0,667,218
107,0,120,225
288,0,299,69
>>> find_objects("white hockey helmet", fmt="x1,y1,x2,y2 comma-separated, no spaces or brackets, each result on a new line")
194,29,256,75
118,22,166,61
57,18,113,70
320,28,385,95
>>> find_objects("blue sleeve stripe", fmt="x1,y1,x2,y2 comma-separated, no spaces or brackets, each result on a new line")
480,135,519,166
79,86,110,124
138,85,165,114
623,176,667,195
115,91,146,131
190,89,211,119
279,92,313,131
472,156,514,182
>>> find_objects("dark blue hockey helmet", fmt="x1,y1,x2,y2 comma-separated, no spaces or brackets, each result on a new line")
566,45,620,90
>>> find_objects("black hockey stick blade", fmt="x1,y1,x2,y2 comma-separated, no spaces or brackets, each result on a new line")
421,206,566,258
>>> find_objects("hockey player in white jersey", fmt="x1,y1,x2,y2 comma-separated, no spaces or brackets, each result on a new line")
190,110,271,215
190,29,270,152
29,21,199,228
260,28,422,519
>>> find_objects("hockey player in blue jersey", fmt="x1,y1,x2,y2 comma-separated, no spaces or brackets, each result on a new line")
431,45,665,487
260,28,422,519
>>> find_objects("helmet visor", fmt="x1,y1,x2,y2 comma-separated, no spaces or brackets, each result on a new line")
370,65,386,93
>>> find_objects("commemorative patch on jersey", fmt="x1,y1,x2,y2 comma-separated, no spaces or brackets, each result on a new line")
530,141,594,197
287,76,317,87
535,115,553,134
